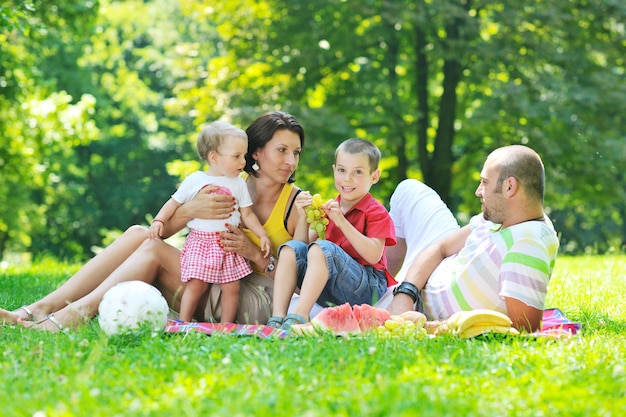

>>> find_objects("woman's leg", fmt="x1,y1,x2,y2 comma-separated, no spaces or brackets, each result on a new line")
219,281,240,323
179,279,209,322
13,225,150,321
31,237,185,331
1,309,23,325
203,272,274,324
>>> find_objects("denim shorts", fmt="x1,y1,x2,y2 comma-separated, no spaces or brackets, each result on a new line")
279,239,388,308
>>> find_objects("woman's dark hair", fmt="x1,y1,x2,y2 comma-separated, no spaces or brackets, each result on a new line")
245,111,305,182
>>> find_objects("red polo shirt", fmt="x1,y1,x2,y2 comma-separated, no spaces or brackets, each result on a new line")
325,193,397,287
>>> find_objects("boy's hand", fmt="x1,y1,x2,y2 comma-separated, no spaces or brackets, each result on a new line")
322,199,345,225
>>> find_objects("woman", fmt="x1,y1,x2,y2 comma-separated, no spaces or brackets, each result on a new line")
0,111,305,331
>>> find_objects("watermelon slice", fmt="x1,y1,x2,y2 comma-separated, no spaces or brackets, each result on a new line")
311,303,361,336
309,303,392,336
353,304,391,331
290,322,318,336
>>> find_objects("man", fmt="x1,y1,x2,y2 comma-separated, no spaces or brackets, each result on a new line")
387,145,559,332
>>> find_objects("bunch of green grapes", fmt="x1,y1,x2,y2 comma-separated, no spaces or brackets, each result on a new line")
305,193,329,239
375,315,429,339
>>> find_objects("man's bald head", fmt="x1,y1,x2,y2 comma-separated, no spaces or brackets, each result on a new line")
488,145,545,203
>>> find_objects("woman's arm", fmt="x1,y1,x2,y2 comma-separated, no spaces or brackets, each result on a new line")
161,185,236,238
239,206,271,256
219,224,268,271
292,191,313,242
218,186,304,275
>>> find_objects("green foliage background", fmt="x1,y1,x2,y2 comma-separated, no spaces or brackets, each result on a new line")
1,0,625,261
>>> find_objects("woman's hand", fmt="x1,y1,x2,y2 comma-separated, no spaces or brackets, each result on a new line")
163,185,236,237
219,224,265,268
294,191,312,216
184,185,236,219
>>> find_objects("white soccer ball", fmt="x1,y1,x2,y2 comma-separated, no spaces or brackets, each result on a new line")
98,281,169,336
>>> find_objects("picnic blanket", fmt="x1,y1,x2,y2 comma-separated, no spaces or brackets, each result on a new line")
532,308,582,337
163,307,581,339
164,320,290,338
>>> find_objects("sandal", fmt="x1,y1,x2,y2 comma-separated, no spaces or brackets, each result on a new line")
19,306,36,321
280,313,308,330
33,314,65,332
266,316,284,329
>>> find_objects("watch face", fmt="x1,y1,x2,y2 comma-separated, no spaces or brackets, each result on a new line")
265,256,275,272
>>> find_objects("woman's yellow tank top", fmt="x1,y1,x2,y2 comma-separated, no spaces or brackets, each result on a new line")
243,182,295,271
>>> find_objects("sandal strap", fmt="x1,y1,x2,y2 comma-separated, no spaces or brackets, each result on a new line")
46,314,65,331
19,306,36,321
283,313,308,326
266,316,284,328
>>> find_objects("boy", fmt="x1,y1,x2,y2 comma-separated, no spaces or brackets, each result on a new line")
268,138,397,329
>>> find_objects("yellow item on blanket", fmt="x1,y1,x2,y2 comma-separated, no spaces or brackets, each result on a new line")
446,309,517,338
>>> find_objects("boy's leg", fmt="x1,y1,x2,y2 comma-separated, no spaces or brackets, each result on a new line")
292,244,328,319
271,246,299,319
219,280,240,323
180,279,209,322
270,240,310,322
298,240,386,314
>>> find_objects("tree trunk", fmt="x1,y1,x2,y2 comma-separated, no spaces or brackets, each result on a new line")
415,16,429,185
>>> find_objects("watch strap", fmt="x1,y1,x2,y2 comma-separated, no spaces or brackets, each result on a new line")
264,255,276,274
393,281,420,303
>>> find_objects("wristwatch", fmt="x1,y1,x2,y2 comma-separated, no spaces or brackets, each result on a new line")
264,255,276,274
392,281,420,303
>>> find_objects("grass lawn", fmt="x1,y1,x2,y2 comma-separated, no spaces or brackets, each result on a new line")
1,255,625,416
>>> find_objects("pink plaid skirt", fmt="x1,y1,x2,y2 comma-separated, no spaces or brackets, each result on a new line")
180,229,252,284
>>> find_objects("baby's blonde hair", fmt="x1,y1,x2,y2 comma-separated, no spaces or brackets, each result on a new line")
197,121,247,161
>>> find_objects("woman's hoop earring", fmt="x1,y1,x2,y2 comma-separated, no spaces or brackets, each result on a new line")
252,161,260,171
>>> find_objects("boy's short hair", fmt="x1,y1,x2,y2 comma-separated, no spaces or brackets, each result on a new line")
335,138,381,172
197,120,247,161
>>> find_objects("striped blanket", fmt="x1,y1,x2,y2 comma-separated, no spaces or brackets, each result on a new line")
163,308,581,339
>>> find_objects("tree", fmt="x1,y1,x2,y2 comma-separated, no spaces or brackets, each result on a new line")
0,1,101,259
2,0,624,258
179,0,625,252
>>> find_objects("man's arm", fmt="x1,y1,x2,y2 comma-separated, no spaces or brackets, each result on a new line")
386,237,407,277
387,226,471,315
505,297,543,332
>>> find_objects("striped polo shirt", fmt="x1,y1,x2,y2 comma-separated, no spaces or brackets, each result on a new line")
421,213,559,320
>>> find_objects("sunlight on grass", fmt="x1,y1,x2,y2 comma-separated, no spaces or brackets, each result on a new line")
1,255,625,416
547,254,626,333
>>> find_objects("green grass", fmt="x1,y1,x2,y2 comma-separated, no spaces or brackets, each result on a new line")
1,255,625,416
